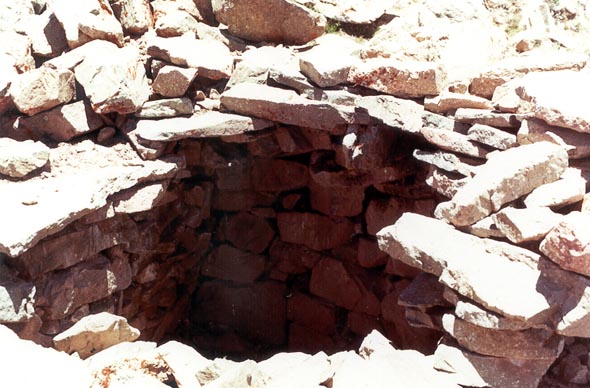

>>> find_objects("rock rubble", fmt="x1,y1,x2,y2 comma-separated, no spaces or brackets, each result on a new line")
2,0,590,387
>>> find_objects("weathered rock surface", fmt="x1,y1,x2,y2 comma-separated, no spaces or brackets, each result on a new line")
135,98,194,118
524,167,586,208
278,212,355,251
350,59,446,98
221,83,369,130
518,118,590,159
53,312,140,358
10,66,75,116
212,0,326,45
540,212,590,276
135,111,274,141
0,138,50,178
436,142,568,226
152,65,198,98
0,266,35,323
75,43,150,114
492,207,562,244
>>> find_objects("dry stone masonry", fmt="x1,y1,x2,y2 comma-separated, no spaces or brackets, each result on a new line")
2,0,590,387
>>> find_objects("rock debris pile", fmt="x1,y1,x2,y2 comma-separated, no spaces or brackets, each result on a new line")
2,0,590,387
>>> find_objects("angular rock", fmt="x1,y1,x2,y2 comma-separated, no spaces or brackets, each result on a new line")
425,92,493,114
436,142,568,226
455,108,531,128
420,126,488,159
269,240,322,275
147,35,233,80
110,0,153,35
309,257,362,310
310,180,364,217
157,341,210,388
337,125,395,171
287,292,336,334
75,43,150,114
53,312,140,359
413,150,479,177
112,182,174,214
212,0,325,45
540,212,590,277
152,65,198,98
377,213,548,320
153,8,199,37
219,212,274,253
23,10,68,57
221,83,369,131
398,273,448,311
425,167,470,199
15,100,104,141
278,212,355,251
201,245,265,283
467,124,518,150
453,297,540,331
434,340,555,388
0,138,49,178
0,30,34,73
524,167,586,208
10,66,75,116
0,140,178,257
519,117,590,159
298,34,360,88
366,197,435,236
356,95,424,134
135,98,194,119
442,314,563,360
135,111,273,141
492,207,562,244
518,70,590,134
350,58,446,98
0,266,35,323
48,0,124,48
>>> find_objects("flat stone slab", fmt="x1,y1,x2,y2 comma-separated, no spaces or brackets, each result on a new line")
0,140,179,256
356,95,423,134
492,207,563,244
467,124,518,150
436,142,567,226
524,167,586,208
135,111,274,141
220,83,369,130
518,70,590,134
518,118,590,159
135,98,194,119
455,108,531,128
0,138,50,178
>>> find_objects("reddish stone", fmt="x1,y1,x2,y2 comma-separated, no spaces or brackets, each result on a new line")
288,322,336,354
250,158,309,192
192,280,287,346
269,240,324,274
357,237,388,268
247,132,282,157
310,257,362,310
281,193,302,210
36,255,120,320
365,197,436,235
287,292,337,335
381,279,442,353
384,258,422,278
215,162,252,191
201,244,265,283
347,311,383,337
309,180,365,217
277,212,355,251
219,212,275,253
354,287,381,316
212,190,275,212
336,125,396,171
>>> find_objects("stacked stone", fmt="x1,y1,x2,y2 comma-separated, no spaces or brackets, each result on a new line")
2,0,590,386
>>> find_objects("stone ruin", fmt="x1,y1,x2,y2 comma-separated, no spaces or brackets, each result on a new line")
3,0,590,387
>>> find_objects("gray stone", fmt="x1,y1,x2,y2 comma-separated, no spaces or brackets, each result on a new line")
425,167,470,199
110,0,153,35
467,124,518,150
356,95,423,134
455,108,531,128
420,126,488,159
0,138,49,178
518,118,590,159
413,150,479,177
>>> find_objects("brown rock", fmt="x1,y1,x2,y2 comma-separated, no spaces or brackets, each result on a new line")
366,197,435,235
421,126,489,158
110,0,153,35
349,58,446,98
15,100,103,142
211,0,326,45
310,180,365,217
287,292,336,334
250,158,309,192
309,257,362,310
219,212,274,253
152,65,198,98
277,212,355,251
212,190,275,212
201,244,265,283
518,118,590,159
269,240,323,274
192,280,286,345
425,92,493,114
287,322,335,354
356,237,388,268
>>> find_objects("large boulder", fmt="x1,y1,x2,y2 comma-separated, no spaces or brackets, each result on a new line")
212,0,326,45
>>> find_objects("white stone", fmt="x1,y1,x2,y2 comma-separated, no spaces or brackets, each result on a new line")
135,98,194,118
518,118,590,159
0,138,49,178
492,206,563,243
524,167,586,208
